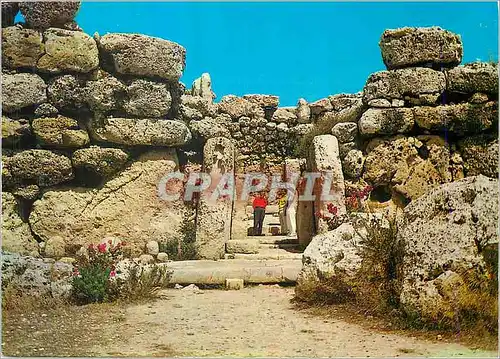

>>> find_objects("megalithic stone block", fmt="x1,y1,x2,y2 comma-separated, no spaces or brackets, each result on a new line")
196,137,235,260
309,135,346,234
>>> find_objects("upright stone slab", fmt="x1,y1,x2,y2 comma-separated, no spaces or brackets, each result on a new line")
309,135,346,234
192,73,215,101
196,137,235,260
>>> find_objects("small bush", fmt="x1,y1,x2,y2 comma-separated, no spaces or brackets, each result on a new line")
118,263,173,302
72,241,123,305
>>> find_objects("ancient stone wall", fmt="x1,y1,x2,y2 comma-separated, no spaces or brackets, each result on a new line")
1,4,498,261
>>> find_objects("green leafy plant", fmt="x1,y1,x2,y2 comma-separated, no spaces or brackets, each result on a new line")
72,241,124,304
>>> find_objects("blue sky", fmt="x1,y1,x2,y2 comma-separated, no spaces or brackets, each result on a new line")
18,2,499,106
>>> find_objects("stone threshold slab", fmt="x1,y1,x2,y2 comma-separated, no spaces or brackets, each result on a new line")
167,259,302,285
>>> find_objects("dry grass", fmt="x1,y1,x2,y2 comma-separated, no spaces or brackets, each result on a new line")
2,284,126,357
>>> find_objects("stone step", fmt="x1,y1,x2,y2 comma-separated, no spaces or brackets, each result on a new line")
168,259,301,285
224,252,303,261
259,243,301,249
258,236,298,245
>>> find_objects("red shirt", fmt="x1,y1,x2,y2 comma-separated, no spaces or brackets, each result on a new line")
253,197,267,209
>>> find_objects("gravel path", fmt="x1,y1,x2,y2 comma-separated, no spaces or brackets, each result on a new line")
92,285,493,357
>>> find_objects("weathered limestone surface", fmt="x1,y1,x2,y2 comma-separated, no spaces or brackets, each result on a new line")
37,28,99,74
123,79,172,117
2,26,43,69
331,122,357,143
217,95,265,119
191,73,216,100
47,74,87,110
358,107,414,136
458,134,498,178
29,150,185,257
3,149,74,188
32,116,89,148
98,33,186,81
297,223,363,291
363,67,445,105
2,73,47,113
380,27,463,69
413,102,497,135
398,175,498,320
196,137,235,260
2,192,39,256
226,240,259,254
19,1,81,31
2,253,73,299
309,135,346,233
2,117,31,147
243,94,279,108
447,62,498,95
90,117,192,146
363,136,463,201
72,146,129,179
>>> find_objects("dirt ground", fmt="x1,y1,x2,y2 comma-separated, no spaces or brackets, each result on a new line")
2,285,497,357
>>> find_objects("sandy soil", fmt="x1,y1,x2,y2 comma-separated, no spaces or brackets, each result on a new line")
91,285,495,358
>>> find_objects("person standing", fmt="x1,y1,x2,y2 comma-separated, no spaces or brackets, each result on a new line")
252,192,267,236
285,189,298,238
277,190,288,235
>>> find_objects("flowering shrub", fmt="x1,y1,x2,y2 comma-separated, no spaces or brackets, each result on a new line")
316,185,373,231
72,240,125,304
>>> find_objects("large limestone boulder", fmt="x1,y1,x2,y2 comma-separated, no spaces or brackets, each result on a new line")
217,95,265,119
29,150,186,257
97,33,186,81
32,116,89,148
2,26,43,69
243,94,279,109
458,134,498,178
37,28,99,74
331,122,357,143
447,62,498,95
358,107,414,136
19,1,80,31
47,74,87,110
413,102,497,135
2,2,18,27
309,135,346,233
190,116,231,142
2,73,47,113
85,73,126,112
379,27,462,70
363,67,445,105
180,94,217,121
363,135,463,202
72,146,129,179
342,149,365,179
3,149,74,188
2,253,73,299
123,79,172,117
398,175,498,320
90,117,192,146
195,137,235,260
2,192,39,256
272,107,297,124
297,223,363,287
315,94,365,128
2,117,31,147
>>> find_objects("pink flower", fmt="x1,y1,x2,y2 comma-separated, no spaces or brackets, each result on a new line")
109,271,116,278
97,243,107,253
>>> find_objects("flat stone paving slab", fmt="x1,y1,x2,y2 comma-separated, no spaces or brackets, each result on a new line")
168,259,301,285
